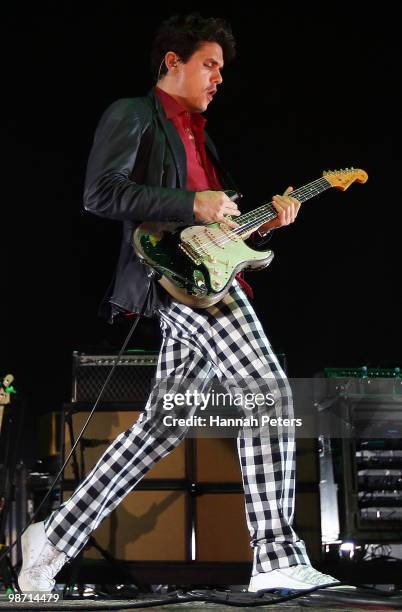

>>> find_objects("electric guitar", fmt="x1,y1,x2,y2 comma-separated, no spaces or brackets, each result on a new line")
133,168,368,308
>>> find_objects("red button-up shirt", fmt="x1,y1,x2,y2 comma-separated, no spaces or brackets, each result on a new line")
156,87,222,191
156,87,253,299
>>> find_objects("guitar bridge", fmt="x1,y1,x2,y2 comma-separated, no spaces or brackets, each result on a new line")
179,242,202,265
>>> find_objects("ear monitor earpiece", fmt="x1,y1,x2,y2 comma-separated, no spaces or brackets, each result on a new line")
156,57,180,82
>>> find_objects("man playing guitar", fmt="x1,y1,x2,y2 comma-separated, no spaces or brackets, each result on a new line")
19,14,339,594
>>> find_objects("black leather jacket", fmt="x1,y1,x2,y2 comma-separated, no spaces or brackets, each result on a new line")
83,88,240,320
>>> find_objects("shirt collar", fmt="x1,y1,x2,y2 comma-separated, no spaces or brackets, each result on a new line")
156,87,206,129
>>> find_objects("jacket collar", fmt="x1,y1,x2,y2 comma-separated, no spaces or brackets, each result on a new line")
148,88,187,188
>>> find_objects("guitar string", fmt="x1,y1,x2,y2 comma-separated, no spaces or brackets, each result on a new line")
238,177,328,224
239,178,329,227
189,178,330,257
220,178,330,244
236,178,330,235
191,177,332,256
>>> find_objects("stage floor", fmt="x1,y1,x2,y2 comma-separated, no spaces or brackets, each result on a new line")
2,586,402,610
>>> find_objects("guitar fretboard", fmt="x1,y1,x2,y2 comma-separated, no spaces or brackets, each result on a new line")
238,177,332,233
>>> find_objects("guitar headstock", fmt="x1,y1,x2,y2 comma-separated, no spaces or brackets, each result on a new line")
323,168,368,191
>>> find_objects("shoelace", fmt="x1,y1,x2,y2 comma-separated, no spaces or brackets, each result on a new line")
44,549,66,573
35,544,66,575
31,554,65,586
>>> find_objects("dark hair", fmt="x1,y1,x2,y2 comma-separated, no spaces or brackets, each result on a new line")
151,13,236,81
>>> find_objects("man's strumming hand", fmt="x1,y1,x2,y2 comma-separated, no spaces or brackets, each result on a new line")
194,190,240,229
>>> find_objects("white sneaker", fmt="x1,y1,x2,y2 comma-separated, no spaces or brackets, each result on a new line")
18,522,67,593
249,564,340,592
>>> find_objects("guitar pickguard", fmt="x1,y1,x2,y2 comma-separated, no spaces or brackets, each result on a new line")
180,224,271,292
133,221,273,306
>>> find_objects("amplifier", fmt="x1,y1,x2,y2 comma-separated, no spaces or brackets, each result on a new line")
318,367,402,543
71,350,158,404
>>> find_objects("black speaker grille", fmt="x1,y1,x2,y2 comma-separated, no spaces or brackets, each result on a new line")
72,353,158,402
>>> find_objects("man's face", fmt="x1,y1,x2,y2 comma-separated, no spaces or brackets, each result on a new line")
175,42,224,113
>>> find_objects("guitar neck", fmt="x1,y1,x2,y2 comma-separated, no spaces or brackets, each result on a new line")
238,176,332,233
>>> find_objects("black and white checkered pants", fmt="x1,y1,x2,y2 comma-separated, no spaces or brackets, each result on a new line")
44,282,310,574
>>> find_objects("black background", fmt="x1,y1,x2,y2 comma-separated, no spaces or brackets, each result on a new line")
5,3,401,413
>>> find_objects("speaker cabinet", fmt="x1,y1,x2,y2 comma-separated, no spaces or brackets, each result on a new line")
63,489,188,561
60,407,322,564
195,493,252,562
63,409,186,482
195,438,242,483
295,438,322,562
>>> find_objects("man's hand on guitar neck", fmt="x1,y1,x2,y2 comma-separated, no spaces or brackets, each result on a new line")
193,190,241,229
259,186,301,234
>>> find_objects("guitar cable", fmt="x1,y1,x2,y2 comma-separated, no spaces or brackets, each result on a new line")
0,279,155,572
